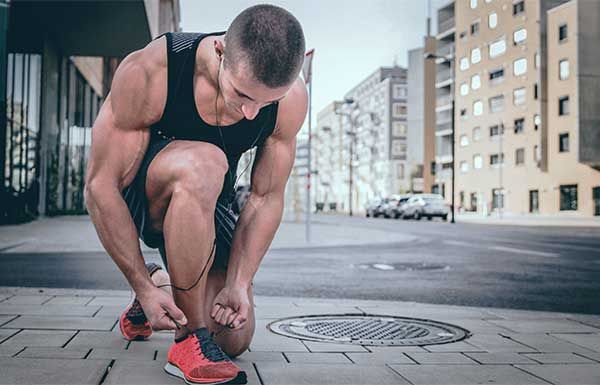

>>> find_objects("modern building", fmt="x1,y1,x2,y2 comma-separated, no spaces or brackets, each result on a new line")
341,66,409,213
1,0,181,223
450,0,599,216
433,0,456,201
407,47,426,193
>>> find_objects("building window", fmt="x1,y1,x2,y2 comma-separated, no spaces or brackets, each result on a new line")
559,96,569,116
470,0,478,9
488,12,498,29
460,108,468,117
513,0,525,16
460,135,469,147
560,184,578,211
392,140,406,157
393,84,407,99
489,38,506,58
489,124,504,137
534,83,538,100
489,68,504,84
514,118,525,133
393,103,407,117
529,190,539,213
392,121,407,137
398,163,405,178
513,87,526,106
513,28,527,44
473,126,481,141
460,82,469,96
559,133,569,152
490,153,504,166
492,188,505,209
535,52,540,69
460,57,470,71
559,59,569,80
473,100,483,116
513,58,527,76
559,24,568,42
534,144,541,163
473,154,483,169
489,94,505,113
460,161,469,173
471,74,481,90
471,47,481,64
593,187,600,216
534,114,541,131
515,148,525,165
471,21,480,35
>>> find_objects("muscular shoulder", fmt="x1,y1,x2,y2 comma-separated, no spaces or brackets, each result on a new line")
110,36,168,130
273,77,308,141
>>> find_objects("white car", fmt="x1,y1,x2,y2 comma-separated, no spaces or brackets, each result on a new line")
402,194,449,221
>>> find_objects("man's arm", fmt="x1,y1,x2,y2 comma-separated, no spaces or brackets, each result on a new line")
225,78,308,289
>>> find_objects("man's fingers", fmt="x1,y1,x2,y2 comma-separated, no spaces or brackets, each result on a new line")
210,303,223,319
218,307,234,325
162,302,187,325
213,306,225,322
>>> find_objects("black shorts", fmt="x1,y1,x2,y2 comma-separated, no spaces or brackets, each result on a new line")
122,137,238,272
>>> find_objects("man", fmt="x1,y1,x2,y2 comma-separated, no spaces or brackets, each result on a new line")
84,5,307,384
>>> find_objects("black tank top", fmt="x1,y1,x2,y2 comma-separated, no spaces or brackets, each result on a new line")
150,31,279,204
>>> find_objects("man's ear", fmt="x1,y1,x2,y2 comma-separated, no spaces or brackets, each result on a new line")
214,39,225,60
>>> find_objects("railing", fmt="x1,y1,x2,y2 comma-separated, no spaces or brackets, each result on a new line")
438,17,455,35
437,43,454,58
436,68,452,84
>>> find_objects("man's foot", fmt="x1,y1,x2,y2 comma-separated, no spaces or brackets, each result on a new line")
164,327,247,385
119,262,164,341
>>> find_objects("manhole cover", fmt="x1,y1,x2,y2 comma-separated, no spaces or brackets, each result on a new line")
268,314,471,346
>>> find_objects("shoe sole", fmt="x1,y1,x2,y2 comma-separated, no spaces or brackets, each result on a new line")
119,305,152,341
164,362,247,385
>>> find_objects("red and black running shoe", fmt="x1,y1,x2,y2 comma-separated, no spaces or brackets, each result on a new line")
118,262,163,341
164,327,247,384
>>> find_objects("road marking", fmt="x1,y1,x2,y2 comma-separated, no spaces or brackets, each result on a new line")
489,246,559,258
373,263,395,270
443,240,472,247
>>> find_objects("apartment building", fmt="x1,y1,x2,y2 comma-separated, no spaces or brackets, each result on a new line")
434,0,456,200
451,0,599,216
343,67,409,212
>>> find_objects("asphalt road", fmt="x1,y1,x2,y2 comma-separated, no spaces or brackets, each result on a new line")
1,215,599,315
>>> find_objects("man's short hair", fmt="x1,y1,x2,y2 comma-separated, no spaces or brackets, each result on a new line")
224,4,305,88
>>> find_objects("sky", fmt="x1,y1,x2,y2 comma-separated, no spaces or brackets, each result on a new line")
180,0,450,128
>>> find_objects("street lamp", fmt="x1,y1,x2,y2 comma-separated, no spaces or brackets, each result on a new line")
335,99,380,217
424,50,456,224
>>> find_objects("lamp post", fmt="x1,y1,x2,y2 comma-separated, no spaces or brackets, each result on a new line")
335,98,380,217
424,50,455,224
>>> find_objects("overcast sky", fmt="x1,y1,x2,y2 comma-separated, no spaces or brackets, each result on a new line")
180,0,449,128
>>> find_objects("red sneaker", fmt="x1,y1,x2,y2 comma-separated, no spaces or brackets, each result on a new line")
119,263,163,341
164,328,247,385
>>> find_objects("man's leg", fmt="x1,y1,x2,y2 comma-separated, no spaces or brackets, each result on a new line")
150,268,256,358
144,140,228,340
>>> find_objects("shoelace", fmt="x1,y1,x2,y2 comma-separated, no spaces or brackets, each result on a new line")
194,331,230,362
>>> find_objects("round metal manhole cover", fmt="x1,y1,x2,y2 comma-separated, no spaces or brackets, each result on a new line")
268,314,471,346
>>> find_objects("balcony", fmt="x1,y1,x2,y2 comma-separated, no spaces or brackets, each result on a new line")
436,43,454,58
438,17,455,36
435,122,452,136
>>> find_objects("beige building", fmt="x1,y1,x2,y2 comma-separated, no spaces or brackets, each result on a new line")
449,0,599,217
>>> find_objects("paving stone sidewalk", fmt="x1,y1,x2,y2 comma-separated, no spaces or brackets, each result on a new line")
0,286,599,385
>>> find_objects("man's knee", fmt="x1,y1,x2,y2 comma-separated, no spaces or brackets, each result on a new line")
171,144,229,204
221,325,255,358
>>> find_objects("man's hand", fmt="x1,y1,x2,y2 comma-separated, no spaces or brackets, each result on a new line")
137,286,188,331
210,285,251,330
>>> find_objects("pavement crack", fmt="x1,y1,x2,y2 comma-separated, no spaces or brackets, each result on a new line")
252,362,265,385
61,330,79,348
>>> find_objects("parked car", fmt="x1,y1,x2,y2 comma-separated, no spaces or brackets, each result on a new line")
380,195,401,218
402,194,449,221
385,195,412,219
365,198,382,217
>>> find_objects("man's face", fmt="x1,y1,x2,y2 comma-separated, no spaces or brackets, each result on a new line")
218,59,292,121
